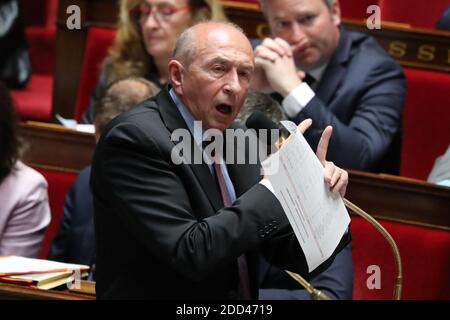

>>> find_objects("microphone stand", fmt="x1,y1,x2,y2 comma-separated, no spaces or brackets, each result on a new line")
285,198,403,300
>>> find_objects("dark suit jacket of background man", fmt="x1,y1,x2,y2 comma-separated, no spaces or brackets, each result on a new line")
260,29,405,173
49,166,96,267
437,5,450,31
90,88,350,299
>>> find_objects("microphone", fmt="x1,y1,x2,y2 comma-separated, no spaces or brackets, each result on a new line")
245,111,403,300
245,110,279,131
245,111,281,147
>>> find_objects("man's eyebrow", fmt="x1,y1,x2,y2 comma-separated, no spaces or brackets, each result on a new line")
240,63,254,72
209,57,230,65
207,57,254,71
271,11,291,21
272,10,313,21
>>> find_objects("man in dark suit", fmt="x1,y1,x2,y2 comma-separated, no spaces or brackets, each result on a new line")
253,0,405,173
48,77,160,274
91,22,351,300
252,0,404,299
48,166,95,267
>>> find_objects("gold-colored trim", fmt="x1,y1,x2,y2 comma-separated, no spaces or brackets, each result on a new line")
221,1,260,11
286,198,403,300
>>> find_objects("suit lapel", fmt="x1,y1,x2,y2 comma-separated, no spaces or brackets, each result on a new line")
316,29,353,105
191,161,223,212
158,88,223,213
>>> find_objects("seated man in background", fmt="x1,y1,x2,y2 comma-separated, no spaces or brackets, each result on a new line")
0,82,50,257
49,77,160,274
238,92,353,300
252,0,405,173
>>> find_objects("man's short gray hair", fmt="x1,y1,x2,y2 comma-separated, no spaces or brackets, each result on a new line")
94,77,160,134
259,0,335,13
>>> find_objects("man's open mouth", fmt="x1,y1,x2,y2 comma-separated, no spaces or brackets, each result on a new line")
216,104,232,115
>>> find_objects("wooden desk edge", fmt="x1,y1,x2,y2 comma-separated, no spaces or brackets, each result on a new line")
0,282,95,300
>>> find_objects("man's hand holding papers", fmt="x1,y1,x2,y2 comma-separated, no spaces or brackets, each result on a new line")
261,119,351,272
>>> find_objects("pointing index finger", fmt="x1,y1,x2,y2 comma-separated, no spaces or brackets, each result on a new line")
316,126,333,164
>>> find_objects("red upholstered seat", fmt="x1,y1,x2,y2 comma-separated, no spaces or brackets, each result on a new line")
10,75,54,121
36,169,78,259
379,0,449,29
352,216,450,300
400,68,450,180
25,27,56,75
20,0,58,28
74,27,117,121
339,0,381,20
10,0,57,121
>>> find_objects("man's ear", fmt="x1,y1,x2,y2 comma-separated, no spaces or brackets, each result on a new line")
168,59,184,95
331,0,341,26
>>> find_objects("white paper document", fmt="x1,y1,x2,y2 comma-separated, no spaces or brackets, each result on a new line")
261,121,350,272
0,256,89,276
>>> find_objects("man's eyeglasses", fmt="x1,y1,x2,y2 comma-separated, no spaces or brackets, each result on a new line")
130,2,192,23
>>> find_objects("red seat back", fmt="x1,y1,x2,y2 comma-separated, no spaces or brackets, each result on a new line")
10,75,53,121
236,0,382,20
74,27,117,121
379,0,449,29
352,216,450,299
36,168,78,259
10,0,57,121
21,0,58,28
339,0,381,20
400,68,450,180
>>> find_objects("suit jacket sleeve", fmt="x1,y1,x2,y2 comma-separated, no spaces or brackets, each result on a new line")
92,119,349,281
259,242,354,300
290,58,405,171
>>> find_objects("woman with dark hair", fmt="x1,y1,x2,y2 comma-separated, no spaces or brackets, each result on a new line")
0,83,50,257
80,0,227,123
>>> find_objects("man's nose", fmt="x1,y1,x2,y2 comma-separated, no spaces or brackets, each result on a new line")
223,71,241,94
289,23,307,45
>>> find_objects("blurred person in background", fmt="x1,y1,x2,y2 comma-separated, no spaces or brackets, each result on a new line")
81,0,227,123
49,78,159,278
0,82,50,257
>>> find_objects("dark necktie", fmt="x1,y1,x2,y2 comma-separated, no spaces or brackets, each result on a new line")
213,162,252,300
304,72,316,88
